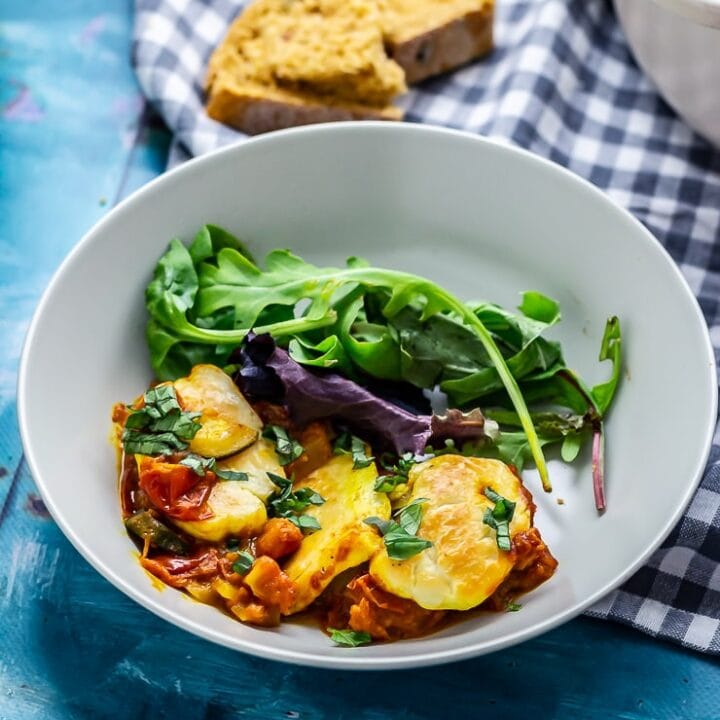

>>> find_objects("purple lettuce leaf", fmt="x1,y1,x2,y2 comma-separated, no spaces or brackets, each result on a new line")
235,334,496,455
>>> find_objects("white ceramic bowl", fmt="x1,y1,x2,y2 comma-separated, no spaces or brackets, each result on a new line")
18,123,716,669
614,0,720,147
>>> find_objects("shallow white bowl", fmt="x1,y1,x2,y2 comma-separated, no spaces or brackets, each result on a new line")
18,123,716,669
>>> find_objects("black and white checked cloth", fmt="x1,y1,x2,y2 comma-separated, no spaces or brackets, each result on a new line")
133,0,720,654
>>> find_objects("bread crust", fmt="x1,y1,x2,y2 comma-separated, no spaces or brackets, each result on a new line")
207,81,401,136
388,4,494,85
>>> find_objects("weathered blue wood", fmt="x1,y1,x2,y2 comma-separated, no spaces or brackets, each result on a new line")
1,1,719,718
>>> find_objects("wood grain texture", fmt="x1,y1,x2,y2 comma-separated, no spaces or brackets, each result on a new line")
1,1,719,718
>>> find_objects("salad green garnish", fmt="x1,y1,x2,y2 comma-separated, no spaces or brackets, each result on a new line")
144,225,622,508
122,385,201,456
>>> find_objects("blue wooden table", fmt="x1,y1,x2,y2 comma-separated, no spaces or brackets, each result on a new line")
2,2,719,718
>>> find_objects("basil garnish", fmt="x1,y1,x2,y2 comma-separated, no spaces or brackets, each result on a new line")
483,487,516,551
364,498,432,561
263,425,304,466
328,628,372,647
122,385,201,456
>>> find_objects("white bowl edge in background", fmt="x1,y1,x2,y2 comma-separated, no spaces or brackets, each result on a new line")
614,0,720,147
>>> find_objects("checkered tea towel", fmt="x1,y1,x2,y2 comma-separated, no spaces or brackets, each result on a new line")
133,0,720,654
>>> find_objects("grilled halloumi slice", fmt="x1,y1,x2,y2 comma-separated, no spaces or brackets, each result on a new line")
281,455,391,614
174,364,262,458
369,455,533,611
175,438,287,542
173,481,267,542
216,438,282,502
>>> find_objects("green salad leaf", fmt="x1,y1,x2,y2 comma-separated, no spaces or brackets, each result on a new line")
145,227,559,492
143,226,623,506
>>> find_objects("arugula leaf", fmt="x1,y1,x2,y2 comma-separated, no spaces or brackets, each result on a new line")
483,487,516,551
144,228,624,503
333,432,374,469
122,385,202,456
232,551,254,576
518,291,561,325
263,425,304,466
328,628,372,647
591,317,622,416
145,236,551,491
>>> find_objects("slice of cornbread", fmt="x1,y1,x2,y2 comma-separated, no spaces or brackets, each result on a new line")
206,0,405,134
205,0,493,134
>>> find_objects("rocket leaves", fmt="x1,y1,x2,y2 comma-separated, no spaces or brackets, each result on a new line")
144,226,622,505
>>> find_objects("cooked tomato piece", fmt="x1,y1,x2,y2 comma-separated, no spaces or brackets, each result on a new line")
482,527,558,611
329,574,446,642
255,518,303,559
141,549,220,588
137,455,214,521
228,587,281,627
244,556,296,614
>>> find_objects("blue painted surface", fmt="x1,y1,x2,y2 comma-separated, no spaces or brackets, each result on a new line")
1,2,719,718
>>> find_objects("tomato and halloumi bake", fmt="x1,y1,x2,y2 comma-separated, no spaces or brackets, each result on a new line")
113,363,557,646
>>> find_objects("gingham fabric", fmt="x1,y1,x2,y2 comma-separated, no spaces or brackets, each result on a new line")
133,0,720,653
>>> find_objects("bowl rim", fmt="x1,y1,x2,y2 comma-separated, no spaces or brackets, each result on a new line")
17,121,718,669
641,0,720,28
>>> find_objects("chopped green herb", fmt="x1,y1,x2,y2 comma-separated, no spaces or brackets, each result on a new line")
288,514,321,533
266,472,324,533
334,432,374,469
263,425,304,465
328,628,372,647
122,385,201,456
483,487,516,551
506,602,522,612
215,468,250,482
374,452,417,493
364,499,433,561
180,453,216,476
393,498,429,536
232,551,254,575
